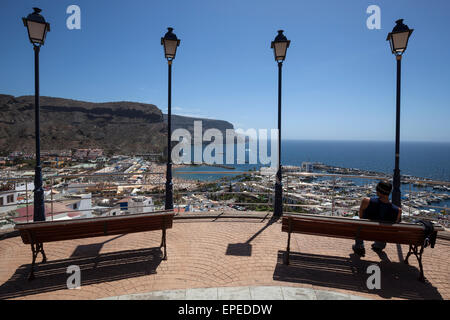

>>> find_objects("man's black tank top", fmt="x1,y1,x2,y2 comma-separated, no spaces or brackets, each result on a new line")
362,197,399,222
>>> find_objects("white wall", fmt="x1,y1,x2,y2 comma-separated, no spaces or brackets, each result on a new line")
0,191,18,214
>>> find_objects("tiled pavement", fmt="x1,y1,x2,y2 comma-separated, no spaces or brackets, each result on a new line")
0,214,449,300
99,286,371,300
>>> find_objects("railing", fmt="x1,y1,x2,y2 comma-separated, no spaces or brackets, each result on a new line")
283,172,449,222
0,169,448,229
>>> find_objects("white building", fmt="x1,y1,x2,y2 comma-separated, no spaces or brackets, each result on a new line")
66,193,93,219
67,183,95,194
105,196,155,217
14,182,35,193
0,190,18,214
301,162,314,173
128,196,155,214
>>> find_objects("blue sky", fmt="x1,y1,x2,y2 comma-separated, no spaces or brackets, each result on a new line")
1,0,449,142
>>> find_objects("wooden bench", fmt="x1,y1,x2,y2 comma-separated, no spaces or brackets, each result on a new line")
14,210,174,280
281,213,444,281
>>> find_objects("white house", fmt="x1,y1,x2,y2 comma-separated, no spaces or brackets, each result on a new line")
105,196,154,217
66,193,93,219
0,190,18,215
301,162,314,173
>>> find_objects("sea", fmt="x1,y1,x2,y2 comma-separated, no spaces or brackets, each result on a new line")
174,140,450,181
173,140,450,210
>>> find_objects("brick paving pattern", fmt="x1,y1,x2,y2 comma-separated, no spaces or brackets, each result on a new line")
0,215,448,300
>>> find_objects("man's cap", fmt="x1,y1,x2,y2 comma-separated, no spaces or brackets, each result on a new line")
376,181,392,195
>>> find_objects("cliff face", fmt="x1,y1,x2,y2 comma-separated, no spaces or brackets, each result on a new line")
163,114,234,136
0,95,166,154
0,94,235,155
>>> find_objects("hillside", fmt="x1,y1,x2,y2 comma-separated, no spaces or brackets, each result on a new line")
0,94,234,155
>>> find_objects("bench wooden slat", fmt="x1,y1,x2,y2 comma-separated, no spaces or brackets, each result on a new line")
281,217,426,245
14,211,173,229
281,213,444,247
17,213,174,244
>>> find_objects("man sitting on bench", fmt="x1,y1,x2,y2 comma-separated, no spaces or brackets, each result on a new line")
352,181,402,257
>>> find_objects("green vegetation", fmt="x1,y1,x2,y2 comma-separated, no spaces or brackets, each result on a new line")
200,182,221,192
2,159,36,169
207,191,308,213
283,204,309,214
17,159,36,169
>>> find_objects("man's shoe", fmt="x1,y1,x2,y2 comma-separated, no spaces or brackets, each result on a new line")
352,245,365,257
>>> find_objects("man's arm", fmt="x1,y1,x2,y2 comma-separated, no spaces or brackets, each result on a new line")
359,197,370,219
396,207,402,223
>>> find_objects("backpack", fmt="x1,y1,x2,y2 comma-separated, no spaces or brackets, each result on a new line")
415,220,437,248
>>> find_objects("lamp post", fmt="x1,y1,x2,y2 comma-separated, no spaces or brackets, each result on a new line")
271,30,290,217
22,8,50,222
161,27,180,210
386,19,413,208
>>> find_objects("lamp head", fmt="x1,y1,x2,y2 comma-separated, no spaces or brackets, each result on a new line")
271,30,290,62
386,19,413,56
22,7,50,46
161,27,180,61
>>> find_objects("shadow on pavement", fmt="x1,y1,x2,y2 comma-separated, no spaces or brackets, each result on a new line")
273,251,443,300
226,216,279,257
0,246,162,300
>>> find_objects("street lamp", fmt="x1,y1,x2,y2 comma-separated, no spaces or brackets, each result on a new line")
23,8,50,222
161,27,180,210
271,30,290,217
386,19,413,208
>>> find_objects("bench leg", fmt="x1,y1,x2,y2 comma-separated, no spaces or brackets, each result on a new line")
160,229,164,248
417,246,425,282
284,231,291,265
29,243,37,281
28,242,47,281
403,245,412,264
404,245,413,265
404,244,425,282
39,243,47,263
160,229,167,260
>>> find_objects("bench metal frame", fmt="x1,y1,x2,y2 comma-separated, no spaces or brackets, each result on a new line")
404,244,425,282
28,233,47,281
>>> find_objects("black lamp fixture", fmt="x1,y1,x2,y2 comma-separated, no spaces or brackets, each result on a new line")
271,30,290,62
161,27,180,61
23,7,50,45
271,30,290,217
161,27,180,211
386,19,413,209
386,19,413,56
22,8,50,223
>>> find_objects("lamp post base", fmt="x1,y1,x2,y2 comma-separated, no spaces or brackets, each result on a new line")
165,183,173,210
33,165,45,222
165,162,173,210
274,182,283,217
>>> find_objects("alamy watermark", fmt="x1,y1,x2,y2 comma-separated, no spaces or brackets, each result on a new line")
366,264,381,289
64,5,381,32
366,5,381,30
66,265,81,289
171,121,279,169
66,5,81,30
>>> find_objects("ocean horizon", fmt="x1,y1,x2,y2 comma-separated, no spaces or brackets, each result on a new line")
174,139,450,182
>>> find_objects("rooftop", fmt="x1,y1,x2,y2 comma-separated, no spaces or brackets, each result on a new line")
0,212,448,300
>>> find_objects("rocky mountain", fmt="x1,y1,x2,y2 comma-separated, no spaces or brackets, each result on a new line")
0,94,234,155
163,114,234,137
